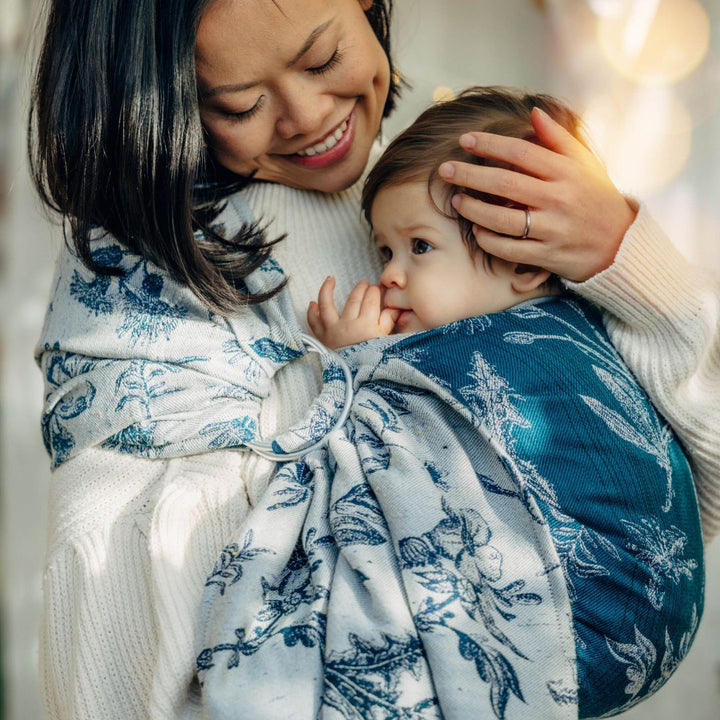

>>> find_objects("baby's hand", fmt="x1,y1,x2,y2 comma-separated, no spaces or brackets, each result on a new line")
307,277,400,350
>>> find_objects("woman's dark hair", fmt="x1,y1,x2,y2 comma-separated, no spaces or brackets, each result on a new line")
29,0,401,314
362,86,589,255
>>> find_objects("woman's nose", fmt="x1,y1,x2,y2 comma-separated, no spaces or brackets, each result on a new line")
275,83,333,139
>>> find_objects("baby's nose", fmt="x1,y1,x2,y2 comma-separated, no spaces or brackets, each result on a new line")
380,261,406,289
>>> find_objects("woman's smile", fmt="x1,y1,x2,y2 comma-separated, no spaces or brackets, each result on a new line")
196,0,390,193
289,107,355,168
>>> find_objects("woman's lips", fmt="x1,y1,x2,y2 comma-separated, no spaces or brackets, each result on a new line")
296,119,349,157
288,108,356,169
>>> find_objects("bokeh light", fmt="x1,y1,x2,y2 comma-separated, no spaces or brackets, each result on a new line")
432,85,455,103
597,0,710,85
583,87,693,193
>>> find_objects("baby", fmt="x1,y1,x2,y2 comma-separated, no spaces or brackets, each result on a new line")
307,87,565,348
302,87,704,716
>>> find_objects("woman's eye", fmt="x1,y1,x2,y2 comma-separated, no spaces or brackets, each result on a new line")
378,246,392,263
412,239,432,255
308,47,343,75
226,96,264,122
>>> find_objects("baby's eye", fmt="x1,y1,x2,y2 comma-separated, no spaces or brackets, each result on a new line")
378,245,392,263
411,238,432,255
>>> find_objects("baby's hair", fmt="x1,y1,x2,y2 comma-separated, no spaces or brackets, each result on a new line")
362,86,590,258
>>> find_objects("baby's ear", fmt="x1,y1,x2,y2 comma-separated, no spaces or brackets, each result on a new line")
509,264,553,293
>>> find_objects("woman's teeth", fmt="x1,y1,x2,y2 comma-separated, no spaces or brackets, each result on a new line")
296,120,348,157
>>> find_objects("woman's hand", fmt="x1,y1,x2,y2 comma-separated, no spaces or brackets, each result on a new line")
307,277,399,350
439,107,637,282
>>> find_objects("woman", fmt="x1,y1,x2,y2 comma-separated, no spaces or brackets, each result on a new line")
29,1,719,718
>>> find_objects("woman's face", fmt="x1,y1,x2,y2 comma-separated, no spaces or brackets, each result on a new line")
196,0,391,193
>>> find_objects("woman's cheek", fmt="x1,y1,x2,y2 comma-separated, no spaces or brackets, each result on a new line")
203,120,257,172
203,117,237,154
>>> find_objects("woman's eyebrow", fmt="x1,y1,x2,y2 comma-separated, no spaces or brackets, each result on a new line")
199,18,334,100
286,18,334,67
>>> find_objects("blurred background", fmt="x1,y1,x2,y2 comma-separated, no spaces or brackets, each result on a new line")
1,0,718,718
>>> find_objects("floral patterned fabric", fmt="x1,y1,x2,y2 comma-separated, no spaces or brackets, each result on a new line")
36,230,311,467
197,297,704,719
36,231,703,719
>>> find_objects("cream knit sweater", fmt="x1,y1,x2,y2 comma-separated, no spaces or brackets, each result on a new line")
39,178,720,720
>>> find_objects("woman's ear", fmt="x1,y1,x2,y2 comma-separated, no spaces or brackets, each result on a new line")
510,264,553,293
358,0,374,10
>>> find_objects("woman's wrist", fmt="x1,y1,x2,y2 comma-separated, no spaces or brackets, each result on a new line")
564,201,699,327
581,196,638,281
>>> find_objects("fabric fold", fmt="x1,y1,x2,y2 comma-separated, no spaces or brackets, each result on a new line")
196,297,703,719
36,194,308,467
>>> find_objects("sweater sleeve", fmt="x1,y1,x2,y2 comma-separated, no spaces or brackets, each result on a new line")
566,203,720,544
39,447,273,720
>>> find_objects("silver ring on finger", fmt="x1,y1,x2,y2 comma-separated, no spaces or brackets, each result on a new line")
516,208,531,239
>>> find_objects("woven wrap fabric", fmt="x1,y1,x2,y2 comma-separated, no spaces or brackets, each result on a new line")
35,213,704,719
197,297,704,720
35,197,347,467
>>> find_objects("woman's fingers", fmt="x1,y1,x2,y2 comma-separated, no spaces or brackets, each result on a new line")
454,132,561,179
451,193,537,240
529,107,594,164
455,110,592,175
441,107,639,281
471,227,545,266
442,162,544,209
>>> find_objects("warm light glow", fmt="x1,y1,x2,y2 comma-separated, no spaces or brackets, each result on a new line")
583,88,692,193
432,86,455,103
674,48,720,128
587,0,624,17
597,0,710,84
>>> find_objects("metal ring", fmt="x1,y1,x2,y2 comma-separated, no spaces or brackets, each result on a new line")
519,208,531,239
244,333,354,461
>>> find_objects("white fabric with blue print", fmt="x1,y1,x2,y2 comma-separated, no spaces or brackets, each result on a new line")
196,298,703,719
36,222,703,719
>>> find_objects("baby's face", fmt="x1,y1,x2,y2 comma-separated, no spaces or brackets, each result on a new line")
371,182,519,334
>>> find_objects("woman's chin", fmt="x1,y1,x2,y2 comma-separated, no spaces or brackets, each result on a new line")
258,162,367,193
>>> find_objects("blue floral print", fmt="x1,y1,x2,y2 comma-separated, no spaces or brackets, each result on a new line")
36,228,703,719
197,297,703,719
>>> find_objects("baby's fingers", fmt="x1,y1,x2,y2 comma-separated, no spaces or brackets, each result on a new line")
379,307,400,335
341,280,370,319
357,284,382,319
317,276,341,324
307,301,325,336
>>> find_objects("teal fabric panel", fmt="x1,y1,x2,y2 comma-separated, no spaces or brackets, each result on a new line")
390,297,704,717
